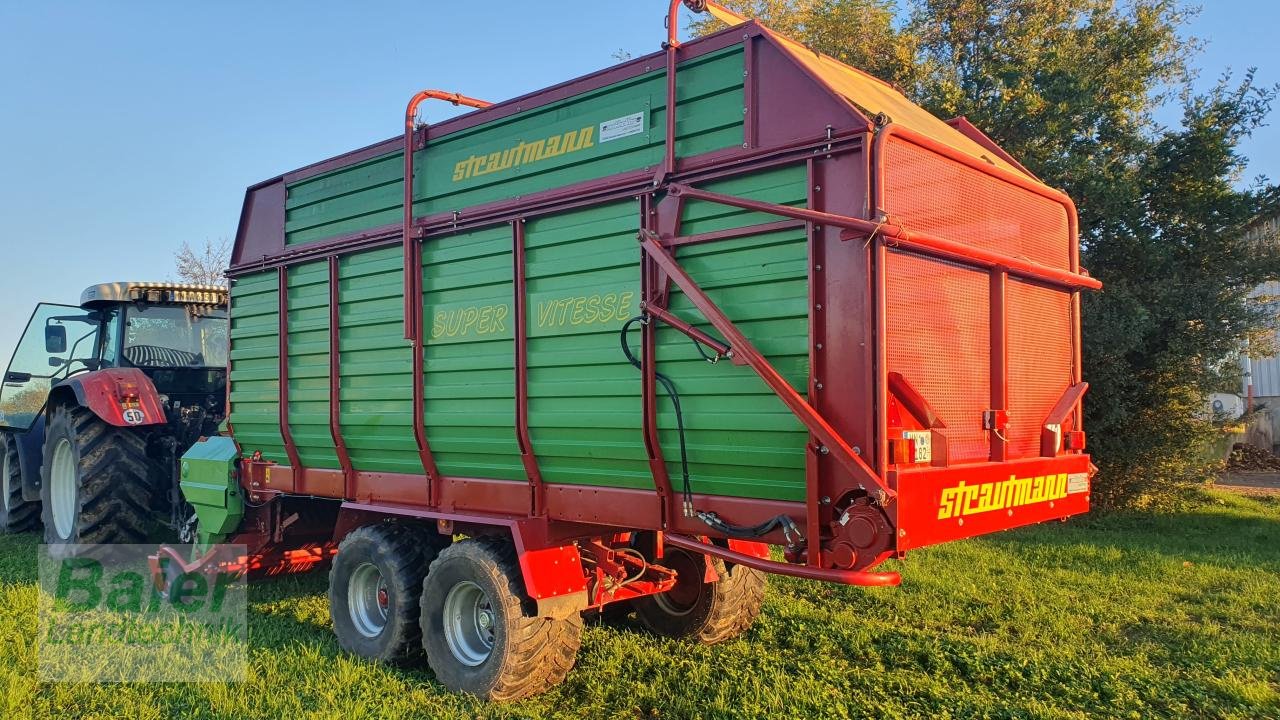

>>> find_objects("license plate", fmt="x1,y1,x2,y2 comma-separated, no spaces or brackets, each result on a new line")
903,431,932,463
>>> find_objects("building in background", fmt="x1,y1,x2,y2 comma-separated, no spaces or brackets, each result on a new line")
1240,214,1280,449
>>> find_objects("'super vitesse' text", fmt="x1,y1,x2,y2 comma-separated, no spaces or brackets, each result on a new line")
432,291,635,340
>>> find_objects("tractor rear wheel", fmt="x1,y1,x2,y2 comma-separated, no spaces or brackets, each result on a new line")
329,522,443,665
633,547,766,644
0,433,39,533
420,536,582,701
39,404,150,557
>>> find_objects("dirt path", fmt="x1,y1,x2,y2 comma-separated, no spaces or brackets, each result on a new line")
1218,471,1280,496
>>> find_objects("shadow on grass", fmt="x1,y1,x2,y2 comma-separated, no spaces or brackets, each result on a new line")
980,500,1280,572
242,568,446,689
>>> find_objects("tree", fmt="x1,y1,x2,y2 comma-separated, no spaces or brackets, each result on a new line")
699,0,1280,506
174,238,231,287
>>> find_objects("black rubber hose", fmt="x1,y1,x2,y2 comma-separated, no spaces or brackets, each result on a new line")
621,316,695,513
620,316,803,546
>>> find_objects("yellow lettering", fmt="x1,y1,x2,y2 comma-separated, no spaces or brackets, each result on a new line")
616,291,635,320
939,471,1081,520
520,140,545,164
537,301,555,328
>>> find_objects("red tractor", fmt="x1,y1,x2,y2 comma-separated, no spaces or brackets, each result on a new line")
0,282,228,555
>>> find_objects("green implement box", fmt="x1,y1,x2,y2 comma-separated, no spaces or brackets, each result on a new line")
179,436,244,547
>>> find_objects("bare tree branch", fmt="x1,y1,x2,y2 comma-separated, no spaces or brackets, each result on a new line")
175,238,231,287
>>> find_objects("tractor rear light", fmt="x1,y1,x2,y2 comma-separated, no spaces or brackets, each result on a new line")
116,381,140,404
1064,430,1086,451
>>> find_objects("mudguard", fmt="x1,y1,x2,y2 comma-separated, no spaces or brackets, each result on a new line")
48,368,167,428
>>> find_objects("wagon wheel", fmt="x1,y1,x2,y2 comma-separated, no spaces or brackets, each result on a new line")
633,545,766,645
329,522,444,664
419,536,582,701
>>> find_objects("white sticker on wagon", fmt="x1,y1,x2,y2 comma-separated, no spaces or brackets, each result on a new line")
600,112,645,143
1066,472,1090,494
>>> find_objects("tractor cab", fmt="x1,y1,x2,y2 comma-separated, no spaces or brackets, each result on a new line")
0,282,228,546
0,283,228,432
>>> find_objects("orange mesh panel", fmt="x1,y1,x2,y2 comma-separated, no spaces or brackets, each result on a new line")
1006,280,1074,458
882,137,1071,272
886,251,991,462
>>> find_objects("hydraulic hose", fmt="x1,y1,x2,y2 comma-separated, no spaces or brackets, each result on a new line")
620,315,804,548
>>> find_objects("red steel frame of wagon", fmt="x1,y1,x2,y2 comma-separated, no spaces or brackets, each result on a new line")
175,0,1100,622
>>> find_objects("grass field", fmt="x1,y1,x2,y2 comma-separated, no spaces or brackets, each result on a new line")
1,490,1277,719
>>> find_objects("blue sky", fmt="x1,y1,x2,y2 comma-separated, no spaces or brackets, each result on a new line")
0,1,1276,360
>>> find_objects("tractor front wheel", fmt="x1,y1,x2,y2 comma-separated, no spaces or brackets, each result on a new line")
633,546,766,644
0,433,39,533
39,404,150,556
420,536,582,701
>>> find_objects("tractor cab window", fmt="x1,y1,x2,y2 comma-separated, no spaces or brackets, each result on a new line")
0,304,100,431
97,307,122,367
123,304,228,369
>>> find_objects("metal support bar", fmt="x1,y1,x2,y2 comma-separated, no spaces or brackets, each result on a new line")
664,183,1100,291
409,240,441,498
990,269,1008,462
399,91,490,498
277,268,303,473
664,219,803,249
663,533,901,587
328,257,354,496
639,230,895,500
1045,382,1089,427
640,302,733,360
887,372,946,429
513,220,545,515
639,196,676,525
805,157,825,566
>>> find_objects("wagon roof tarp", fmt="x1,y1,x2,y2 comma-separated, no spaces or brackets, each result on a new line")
704,1,1036,181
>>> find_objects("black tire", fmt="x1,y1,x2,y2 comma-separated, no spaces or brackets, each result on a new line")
633,546,766,644
420,536,582,701
0,433,39,533
39,404,150,557
329,522,442,665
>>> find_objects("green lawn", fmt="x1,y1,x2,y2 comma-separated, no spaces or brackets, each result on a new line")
2,491,1277,719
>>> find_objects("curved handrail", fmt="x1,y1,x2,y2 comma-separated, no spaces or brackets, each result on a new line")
400,89,493,498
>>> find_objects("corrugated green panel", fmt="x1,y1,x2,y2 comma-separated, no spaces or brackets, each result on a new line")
422,225,524,481
657,163,811,501
286,261,340,469
336,247,421,474
228,271,287,463
526,201,650,488
283,46,745,246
